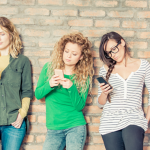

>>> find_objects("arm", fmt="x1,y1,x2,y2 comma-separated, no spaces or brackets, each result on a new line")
144,60,150,123
67,83,89,111
35,63,54,100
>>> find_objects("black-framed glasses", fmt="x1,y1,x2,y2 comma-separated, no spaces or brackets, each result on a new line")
104,40,121,58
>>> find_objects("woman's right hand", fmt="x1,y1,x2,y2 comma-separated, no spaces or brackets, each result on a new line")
49,75,60,87
99,83,113,95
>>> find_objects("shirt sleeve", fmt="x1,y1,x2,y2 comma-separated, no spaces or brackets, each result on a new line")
21,57,33,100
144,60,150,106
35,63,54,100
67,79,90,111
97,66,105,108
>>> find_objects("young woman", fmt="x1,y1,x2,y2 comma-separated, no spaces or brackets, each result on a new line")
0,17,33,150
35,32,94,150
97,31,150,150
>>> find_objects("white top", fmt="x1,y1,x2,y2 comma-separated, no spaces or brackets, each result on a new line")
97,59,150,135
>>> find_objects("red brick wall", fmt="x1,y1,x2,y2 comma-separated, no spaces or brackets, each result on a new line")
1,0,150,150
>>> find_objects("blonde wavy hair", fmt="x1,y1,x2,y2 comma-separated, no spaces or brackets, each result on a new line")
0,17,22,58
47,32,94,94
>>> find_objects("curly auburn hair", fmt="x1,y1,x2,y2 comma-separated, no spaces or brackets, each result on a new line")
0,17,22,58
99,31,130,102
47,32,94,94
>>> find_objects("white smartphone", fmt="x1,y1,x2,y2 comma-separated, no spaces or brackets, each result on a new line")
54,69,64,79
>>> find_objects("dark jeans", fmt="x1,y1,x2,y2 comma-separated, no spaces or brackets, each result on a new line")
102,125,144,150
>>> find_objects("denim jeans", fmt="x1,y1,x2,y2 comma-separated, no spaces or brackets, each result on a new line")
102,125,144,150
43,125,86,150
0,120,26,150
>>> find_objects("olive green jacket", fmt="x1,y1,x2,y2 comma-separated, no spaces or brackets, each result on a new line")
0,54,33,126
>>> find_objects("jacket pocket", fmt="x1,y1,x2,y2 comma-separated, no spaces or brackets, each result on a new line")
8,65,23,87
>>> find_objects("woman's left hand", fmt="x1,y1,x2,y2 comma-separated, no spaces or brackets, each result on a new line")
61,78,73,89
11,113,23,128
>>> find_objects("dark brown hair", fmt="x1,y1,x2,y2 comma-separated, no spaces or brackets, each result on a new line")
99,32,130,102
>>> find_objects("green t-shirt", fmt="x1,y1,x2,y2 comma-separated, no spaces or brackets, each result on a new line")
35,63,89,130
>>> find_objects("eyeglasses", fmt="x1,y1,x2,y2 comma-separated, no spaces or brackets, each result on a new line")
104,40,121,59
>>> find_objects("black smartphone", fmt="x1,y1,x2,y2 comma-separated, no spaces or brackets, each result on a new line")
97,76,112,89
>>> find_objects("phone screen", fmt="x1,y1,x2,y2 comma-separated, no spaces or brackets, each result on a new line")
97,76,112,89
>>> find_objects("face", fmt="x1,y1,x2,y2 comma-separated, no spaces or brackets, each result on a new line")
0,27,10,51
63,42,83,67
105,39,125,63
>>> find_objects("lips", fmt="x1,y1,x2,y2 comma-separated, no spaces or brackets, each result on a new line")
0,43,2,45
66,59,71,62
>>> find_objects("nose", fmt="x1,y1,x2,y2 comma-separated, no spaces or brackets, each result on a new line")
67,52,71,58
111,52,116,59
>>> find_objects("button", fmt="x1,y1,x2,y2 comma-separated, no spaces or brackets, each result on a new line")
3,107,5,110
2,95,3,97
16,69,18,71
1,83,2,85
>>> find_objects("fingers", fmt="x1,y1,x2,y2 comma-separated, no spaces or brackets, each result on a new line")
50,75,61,87
100,83,112,94
11,121,22,128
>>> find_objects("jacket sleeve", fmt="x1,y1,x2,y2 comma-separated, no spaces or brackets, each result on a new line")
35,63,54,100
21,57,33,100
67,79,89,111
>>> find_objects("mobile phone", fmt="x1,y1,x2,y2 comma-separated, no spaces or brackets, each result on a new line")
97,76,112,89
54,69,64,79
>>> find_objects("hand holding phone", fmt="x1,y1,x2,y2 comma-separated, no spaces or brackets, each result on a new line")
97,76,113,95
54,69,64,79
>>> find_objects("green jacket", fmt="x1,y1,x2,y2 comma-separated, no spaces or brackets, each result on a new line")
0,54,33,126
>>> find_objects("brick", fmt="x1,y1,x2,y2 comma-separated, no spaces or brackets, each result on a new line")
67,0,91,6
38,58,50,67
122,21,147,29
39,40,55,48
83,30,107,37
38,0,63,5
144,135,149,143
93,135,103,143
137,32,150,39
143,97,148,104
39,19,63,26
84,145,106,150
53,29,79,37
94,59,103,67
92,50,99,57
24,145,43,150
0,7,18,15
23,135,34,143
91,87,98,95
85,136,91,143
36,135,46,143
95,1,118,7
38,116,46,123
80,10,105,17
0,0,7,4
137,11,150,18
108,10,134,18
32,67,42,74
128,41,147,49
95,20,120,27
24,50,50,57
10,18,34,25
24,29,50,37
87,125,99,132
29,57,36,66
24,8,49,15
83,106,103,114
125,1,147,8
29,125,47,133
143,147,150,150
86,96,92,104
10,0,35,5
28,115,36,122
84,116,90,123
137,51,150,58
94,68,100,76
115,31,135,37
68,19,93,27
52,10,77,16
92,117,100,123
29,105,46,112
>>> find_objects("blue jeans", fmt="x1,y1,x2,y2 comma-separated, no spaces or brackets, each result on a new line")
43,125,86,150
0,120,26,150
102,125,144,150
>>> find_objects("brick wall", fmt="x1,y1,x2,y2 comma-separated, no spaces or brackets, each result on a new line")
0,0,150,150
